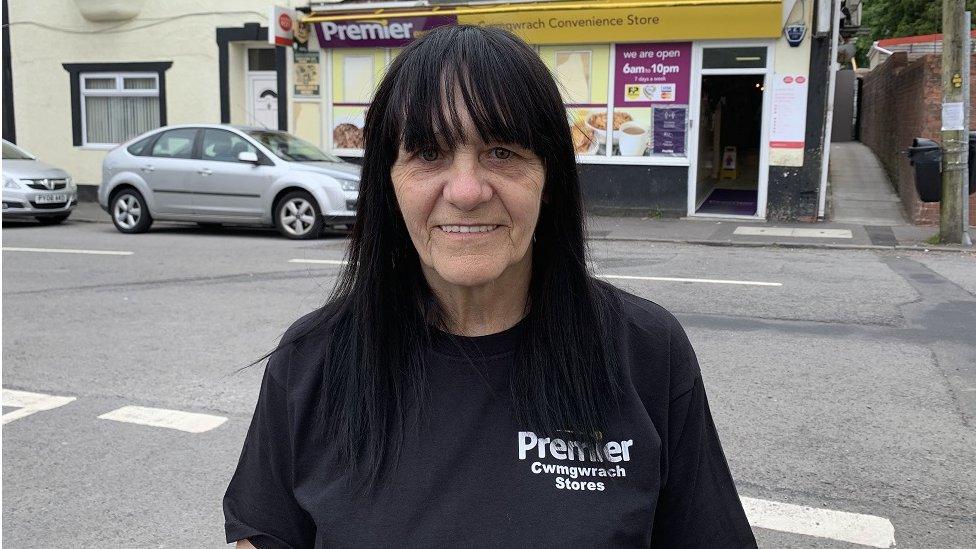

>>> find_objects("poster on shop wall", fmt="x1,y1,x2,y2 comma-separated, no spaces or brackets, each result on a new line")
770,73,808,150
293,50,320,98
613,42,691,156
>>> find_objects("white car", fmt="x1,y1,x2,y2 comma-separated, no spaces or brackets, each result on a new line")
98,124,359,239
2,139,78,225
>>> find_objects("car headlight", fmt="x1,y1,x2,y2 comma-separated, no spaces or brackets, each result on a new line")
66,176,76,191
3,176,21,189
339,179,359,192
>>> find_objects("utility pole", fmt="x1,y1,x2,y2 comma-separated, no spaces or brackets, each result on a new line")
939,0,970,245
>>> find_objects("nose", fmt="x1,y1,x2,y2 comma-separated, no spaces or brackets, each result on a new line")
442,154,492,211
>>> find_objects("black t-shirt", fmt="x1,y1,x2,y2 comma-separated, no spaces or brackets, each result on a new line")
223,287,756,548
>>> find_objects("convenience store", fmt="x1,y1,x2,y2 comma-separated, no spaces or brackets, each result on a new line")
270,0,829,220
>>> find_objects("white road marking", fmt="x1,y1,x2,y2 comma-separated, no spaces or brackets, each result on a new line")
2,246,133,256
742,496,896,548
98,405,227,433
597,274,782,287
288,258,348,265
734,227,854,239
2,389,76,425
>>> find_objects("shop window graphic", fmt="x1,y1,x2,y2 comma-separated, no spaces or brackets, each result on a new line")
610,42,691,158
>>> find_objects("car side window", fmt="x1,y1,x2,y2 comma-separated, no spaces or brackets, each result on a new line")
201,129,258,163
150,129,197,159
127,135,156,156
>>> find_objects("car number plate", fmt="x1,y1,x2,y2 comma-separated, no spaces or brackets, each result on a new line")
35,193,67,204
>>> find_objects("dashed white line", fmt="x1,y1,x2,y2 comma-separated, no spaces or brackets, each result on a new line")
742,496,896,548
288,258,348,265
596,274,782,287
98,405,227,433
2,389,77,425
2,246,133,256
734,227,854,239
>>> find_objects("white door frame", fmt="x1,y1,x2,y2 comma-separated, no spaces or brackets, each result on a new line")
686,40,775,220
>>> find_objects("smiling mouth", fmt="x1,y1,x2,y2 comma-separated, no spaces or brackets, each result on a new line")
436,224,499,234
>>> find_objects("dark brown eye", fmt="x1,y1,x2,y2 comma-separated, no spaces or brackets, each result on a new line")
491,147,513,160
420,149,439,162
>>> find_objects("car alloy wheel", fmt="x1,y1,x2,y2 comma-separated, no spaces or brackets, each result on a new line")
278,195,319,238
114,194,142,230
110,189,153,234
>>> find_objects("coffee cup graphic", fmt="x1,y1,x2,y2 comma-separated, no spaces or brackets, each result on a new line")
618,122,649,156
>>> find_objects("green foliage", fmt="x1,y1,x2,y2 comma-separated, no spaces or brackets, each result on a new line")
855,0,976,67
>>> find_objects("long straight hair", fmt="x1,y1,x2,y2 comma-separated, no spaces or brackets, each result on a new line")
277,25,621,491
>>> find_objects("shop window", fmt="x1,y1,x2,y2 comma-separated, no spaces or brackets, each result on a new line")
320,42,691,162
540,44,609,157
330,48,387,152
62,62,171,147
609,42,691,159
541,42,690,160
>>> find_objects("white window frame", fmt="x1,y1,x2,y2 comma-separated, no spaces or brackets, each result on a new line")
79,72,160,149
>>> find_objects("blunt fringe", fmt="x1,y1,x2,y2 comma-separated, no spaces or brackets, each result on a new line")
270,25,622,492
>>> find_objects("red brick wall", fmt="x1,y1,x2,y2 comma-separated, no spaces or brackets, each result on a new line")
860,52,976,226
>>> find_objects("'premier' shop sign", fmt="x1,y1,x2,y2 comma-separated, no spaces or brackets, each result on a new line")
313,16,457,48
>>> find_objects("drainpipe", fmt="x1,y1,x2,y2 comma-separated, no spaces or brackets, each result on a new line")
817,0,841,220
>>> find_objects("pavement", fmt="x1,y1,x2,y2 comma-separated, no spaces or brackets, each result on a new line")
68,199,971,252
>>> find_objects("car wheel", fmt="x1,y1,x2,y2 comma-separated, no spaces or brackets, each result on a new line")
274,191,322,240
36,213,70,225
111,189,153,234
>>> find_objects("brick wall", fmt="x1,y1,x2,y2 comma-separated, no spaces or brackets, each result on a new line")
859,52,976,226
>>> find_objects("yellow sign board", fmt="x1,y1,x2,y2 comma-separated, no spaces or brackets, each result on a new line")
457,4,782,44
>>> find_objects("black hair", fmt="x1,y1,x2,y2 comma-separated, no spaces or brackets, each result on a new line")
273,25,621,492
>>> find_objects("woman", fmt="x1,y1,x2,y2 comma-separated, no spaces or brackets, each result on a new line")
224,25,755,548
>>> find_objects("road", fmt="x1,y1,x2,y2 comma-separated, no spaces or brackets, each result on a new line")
3,218,975,548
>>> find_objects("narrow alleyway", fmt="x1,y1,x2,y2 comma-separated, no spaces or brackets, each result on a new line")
829,142,908,226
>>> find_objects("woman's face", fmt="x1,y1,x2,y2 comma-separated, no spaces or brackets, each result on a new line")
390,106,545,289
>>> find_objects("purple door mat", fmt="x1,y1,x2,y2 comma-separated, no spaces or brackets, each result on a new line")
697,188,757,216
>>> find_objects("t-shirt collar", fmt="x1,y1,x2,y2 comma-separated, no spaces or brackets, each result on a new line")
429,315,528,357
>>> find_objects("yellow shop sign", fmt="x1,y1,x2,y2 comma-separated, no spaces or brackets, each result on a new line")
456,3,782,45
306,1,783,46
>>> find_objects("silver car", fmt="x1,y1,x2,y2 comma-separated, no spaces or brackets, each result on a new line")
98,124,359,239
2,139,78,225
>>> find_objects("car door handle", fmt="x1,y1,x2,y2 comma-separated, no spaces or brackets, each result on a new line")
141,165,155,173
198,168,212,176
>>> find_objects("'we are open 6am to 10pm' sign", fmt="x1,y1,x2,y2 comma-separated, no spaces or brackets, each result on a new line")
614,42,691,106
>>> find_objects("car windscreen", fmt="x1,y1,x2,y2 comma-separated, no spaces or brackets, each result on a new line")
247,131,342,163
2,142,33,160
